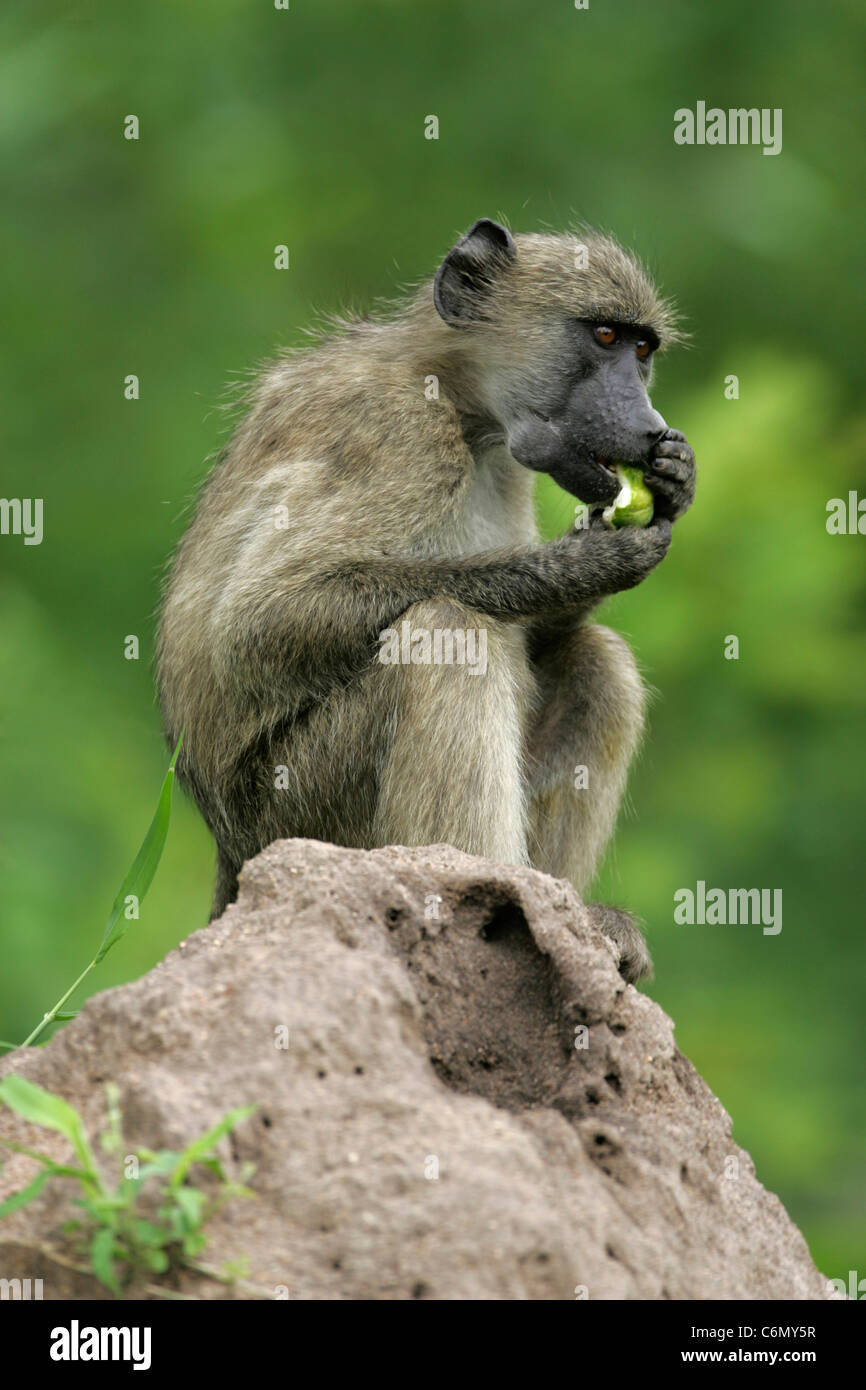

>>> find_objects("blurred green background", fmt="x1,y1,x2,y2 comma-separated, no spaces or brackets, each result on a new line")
1,0,864,1283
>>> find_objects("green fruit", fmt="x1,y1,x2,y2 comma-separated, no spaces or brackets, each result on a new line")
604,463,654,528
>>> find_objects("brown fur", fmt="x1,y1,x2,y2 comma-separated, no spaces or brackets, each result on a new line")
157,224,680,977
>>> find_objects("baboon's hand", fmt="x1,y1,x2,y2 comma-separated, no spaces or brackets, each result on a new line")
572,515,672,597
645,427,696,521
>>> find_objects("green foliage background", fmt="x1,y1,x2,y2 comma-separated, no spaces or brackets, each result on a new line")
1,0,864,1282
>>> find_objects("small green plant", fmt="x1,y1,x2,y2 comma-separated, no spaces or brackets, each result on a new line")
0,736,183,1053
0,1074,256,1296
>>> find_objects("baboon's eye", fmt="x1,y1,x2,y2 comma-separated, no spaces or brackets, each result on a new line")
636,340,651,359
594,326,617,346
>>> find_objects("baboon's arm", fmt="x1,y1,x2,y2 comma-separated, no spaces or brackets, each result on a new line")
234,521,670,704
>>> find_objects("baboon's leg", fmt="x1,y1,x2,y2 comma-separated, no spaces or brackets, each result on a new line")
526,621,646,894
375,597,535,865
207,665,394,920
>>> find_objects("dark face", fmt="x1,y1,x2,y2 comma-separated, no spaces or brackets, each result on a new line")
433,220,670,505
503,321,668,504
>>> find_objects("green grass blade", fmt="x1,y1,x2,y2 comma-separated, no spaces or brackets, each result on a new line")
89,1225,121,1293
0,1168,53,1217
168,1106,257,1191
95,734,183,964
0,1075,97,1175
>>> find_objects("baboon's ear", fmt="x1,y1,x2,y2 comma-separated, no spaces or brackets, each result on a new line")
433,218,517,326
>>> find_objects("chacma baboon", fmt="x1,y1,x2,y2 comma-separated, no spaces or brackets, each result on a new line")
157,219,696,979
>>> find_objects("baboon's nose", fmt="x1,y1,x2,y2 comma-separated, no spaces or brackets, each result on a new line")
645,410,668,444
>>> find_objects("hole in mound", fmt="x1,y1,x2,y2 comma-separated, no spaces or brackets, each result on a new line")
411,892,564,1109
478,900,530,943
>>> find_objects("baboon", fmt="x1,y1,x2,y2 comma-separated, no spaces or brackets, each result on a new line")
157,219,696,979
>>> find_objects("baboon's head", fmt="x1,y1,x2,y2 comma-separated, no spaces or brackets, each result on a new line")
433,218,680,504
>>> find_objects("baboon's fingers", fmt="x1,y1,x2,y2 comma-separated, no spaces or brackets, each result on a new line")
648,452,693,483
585,903,653,983
652,438,695,468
